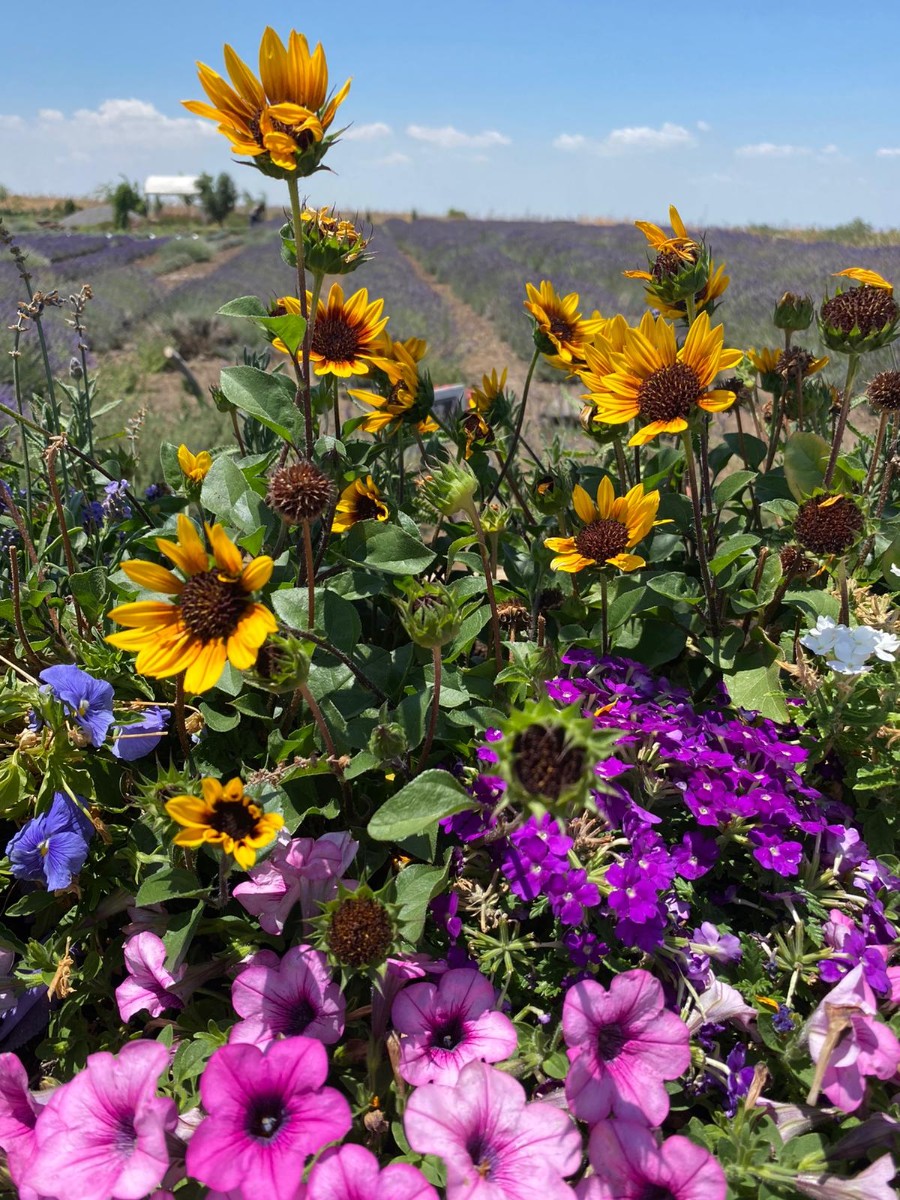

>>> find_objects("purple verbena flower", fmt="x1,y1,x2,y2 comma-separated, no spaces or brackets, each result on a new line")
749,831,804,876
546,868,601,926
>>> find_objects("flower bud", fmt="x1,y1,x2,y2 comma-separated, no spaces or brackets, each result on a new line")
532,471,570,516
417,457,479,519
395,578,469,649
368,719,408,763
774,292,814,332
248,634,311,693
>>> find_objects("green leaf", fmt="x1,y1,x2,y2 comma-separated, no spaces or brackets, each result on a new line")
394,863,449,941
217,295,307,356
709,534,760,576
646,572,704,605
337,520,435,576
714,470,757,507
723,431,767,469
724,645,788,722
136,867,207,906
162,902,204,972
69,567,108,619
783,432,830,501
201,455,266,534
368,770,474,842
159,441,184,489
219,366,299,442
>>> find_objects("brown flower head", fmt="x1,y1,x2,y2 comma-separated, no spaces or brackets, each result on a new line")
794,494,864,556
267,460,335,524
512,724,586,801
867,370,900,412
328,893,394,968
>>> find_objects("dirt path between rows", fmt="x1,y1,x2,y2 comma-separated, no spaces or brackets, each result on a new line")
136,243,246,292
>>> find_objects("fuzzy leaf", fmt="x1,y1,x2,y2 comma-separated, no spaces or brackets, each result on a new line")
368,770,474,842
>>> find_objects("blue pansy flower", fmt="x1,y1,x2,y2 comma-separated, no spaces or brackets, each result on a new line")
111,706,170,761
6,793,95,890
39,665,114,747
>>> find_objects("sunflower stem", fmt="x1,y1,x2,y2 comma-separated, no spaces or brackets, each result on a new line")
217,854,232,910
471,505,504,669
417,645,443,774
611,434,631,490
486,348,539,505
600,572,610,654
823,353,860,490
837,557,850,626
286,175,315,457
44,439,87,638
174,674,194,769
763,387,784,473
301,518,316,627
681,431,719,633
863,407,889,496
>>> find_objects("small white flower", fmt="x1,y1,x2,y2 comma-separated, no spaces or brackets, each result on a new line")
800,615,838,656
873,630,900,662
802,618,897,675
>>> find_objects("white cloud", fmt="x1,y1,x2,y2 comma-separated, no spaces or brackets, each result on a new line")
820,143,839,154
735,142,811,158
343,121,392,141
406,124,511,149
0,115,24,130
696,120,711,132
876,147,900,157
378,151,411,166
37,109,64,122
554,122,695,156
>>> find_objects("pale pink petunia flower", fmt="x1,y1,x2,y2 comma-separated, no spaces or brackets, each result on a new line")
233,832,358,936
115,931,188,1022
186,1036,351,1200
576,1119,726,1200
307,1143,438,1200
24,1040,177,1200
795,1153,898,1200
563,969,691,1126
0,1052,48,1200
392,967,517,1086
372,954,447,1039
807,964,900,1112
404,1059,582,1199
229,945,345,1049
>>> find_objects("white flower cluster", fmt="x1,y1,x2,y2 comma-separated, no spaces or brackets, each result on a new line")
800,616,900,676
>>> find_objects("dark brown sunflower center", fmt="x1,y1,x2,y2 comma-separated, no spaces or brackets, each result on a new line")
867,370,900,411
549,316,574,343
179,570,250,641
209,797,260,840
574,518,630,563
821,286,899,336
652,248,695,279
312,315,362,363
776,347,815,382
267,461,334,523
249,113,316,154
794,495,864,556
328,897,393,968
353,494,381,521
637,362,703,424
512,724,586,800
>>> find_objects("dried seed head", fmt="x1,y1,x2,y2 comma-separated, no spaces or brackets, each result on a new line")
497,601,530,633
821,287,899,337
776,347,816,384
328,895,394,968
512,724,586,801
266,461,335,524
780,544,816,580
867,370,900,412
794,495,864,556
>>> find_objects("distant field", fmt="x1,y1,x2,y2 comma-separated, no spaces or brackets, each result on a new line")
2,214,899,480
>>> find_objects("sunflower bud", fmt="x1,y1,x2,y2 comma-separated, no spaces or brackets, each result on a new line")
394,578,469,649
248,633,311,693
774,292,814,332
867,370,900,412
368,719,408,764
417,458,479,519
478,502,510,535
280,209,371,276
209,383,235,414
532,471,570,515
644,241,712,309
320,883,398,973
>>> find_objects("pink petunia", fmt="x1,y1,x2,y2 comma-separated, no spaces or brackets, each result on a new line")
563,969,691,1127
229,945,345,1048
233,832,358,936
795,1154,898,1200
392,967,517,1086
576,1120,726,1200
0,1052,46,1199
115,931,188,1022
307,1143,438,1200
372,954,447,1039
186,1036,351,1200
404,1059,582,1200
807,964,900,1112
24,1040,177,1200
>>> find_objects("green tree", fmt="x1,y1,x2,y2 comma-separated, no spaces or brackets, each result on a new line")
108,179,146,230
197,172,238,227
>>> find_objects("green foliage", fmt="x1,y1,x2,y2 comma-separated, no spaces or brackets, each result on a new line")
106,177,147,230
197,171,238,226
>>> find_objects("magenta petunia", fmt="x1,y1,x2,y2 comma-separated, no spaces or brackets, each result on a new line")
115,931,188,1022
392,967,517,1086
307,1143,438,1200
24,1040,177,1200
229,945,345,1048
186,1036,351,1200
576,1120,726,1200
404,1059,581,1199
807,964,900,1112
563,969,691,1127
0,1052,45,1199
233,832,358,936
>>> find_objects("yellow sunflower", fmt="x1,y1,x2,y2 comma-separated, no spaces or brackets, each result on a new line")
377,333,428,365
625,206,729,318
165,777,284,869
177,444,212,484
349,343,439,435
271,284,388,378
654,258,730,320
544,477,665,573
578,315,634,392
183,28,351,173
524,281,605,366
630,204,700,263
833,268,893,291
468,367,508,415
106,515,277,694
587,312,743,446
749,346,828,379
331,475,389,533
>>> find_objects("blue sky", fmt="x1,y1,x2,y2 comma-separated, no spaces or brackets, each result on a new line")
3,0,900,226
